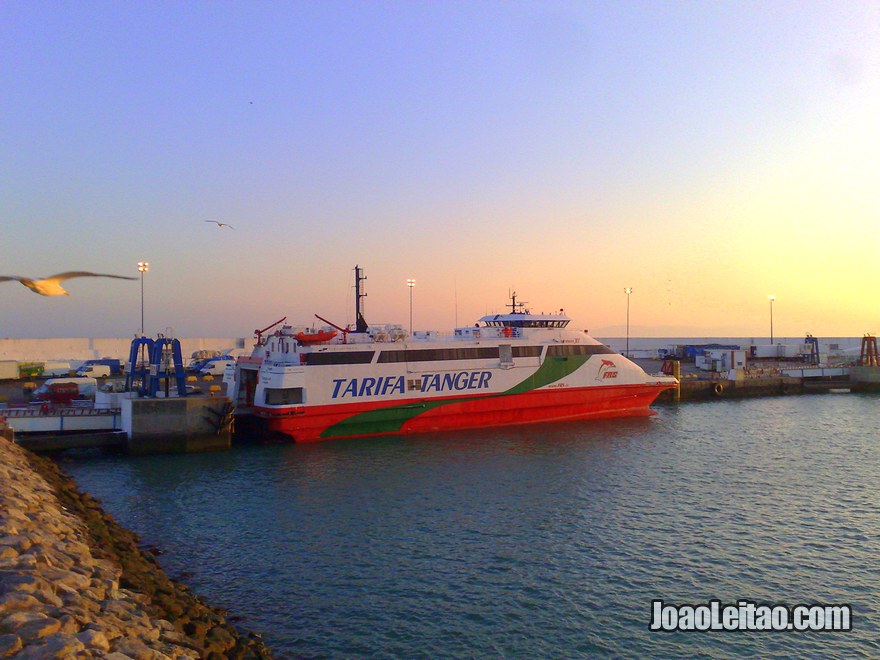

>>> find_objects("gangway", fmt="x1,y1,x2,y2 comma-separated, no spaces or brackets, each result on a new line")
804,334,820,366
860,334,879,366
125,337,154,396
124,336,188,397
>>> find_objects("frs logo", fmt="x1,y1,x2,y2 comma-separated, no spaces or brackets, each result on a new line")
596,359,618,381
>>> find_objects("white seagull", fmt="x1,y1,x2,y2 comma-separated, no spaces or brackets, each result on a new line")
205,220,235,229
0,271,137,296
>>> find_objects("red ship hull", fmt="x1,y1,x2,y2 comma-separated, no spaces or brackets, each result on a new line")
254,381,673,442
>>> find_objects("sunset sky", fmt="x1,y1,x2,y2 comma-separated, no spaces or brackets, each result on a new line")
2,1,878,340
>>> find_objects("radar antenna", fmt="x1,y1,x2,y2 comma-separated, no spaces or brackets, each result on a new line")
507,290,528,314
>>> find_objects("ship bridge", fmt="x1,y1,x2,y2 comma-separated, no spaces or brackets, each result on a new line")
478,313,570,329
477,292,569,329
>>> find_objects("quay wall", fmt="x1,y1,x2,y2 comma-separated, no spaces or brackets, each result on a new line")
654,374,854,403
850,365,880,392
0,436,271,658
597,335,862,362
123,396,233,454
0,337,247,364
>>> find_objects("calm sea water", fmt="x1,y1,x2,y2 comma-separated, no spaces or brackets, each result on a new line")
61,394,879,658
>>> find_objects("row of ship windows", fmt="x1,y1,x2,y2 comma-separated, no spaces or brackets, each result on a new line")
483,320,569,328
300,344,615,366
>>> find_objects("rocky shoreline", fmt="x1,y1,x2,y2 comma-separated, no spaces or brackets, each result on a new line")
0,434,272,659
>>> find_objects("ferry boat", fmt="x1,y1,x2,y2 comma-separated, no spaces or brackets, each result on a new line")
225,267,677,442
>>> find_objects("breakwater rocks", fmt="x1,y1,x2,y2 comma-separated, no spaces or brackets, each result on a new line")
0,437,272,659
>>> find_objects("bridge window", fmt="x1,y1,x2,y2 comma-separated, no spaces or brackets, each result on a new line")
302,351,374,365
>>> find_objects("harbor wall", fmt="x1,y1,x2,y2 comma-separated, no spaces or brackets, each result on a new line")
850,365,880,392
597,336,863,362
1,336,865,364
0,337,247,364
0,435,271,658
122,396,233,454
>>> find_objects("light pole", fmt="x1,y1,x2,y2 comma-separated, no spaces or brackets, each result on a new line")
768,295,775,344
624,287,633,357
407,278,416,335
138,261,149,336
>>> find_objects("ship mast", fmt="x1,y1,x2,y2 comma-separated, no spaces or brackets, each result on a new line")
354,265,369,333
507,291,528,315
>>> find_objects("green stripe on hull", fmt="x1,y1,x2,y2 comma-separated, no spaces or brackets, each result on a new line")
319,355,589,439
498,355,589,395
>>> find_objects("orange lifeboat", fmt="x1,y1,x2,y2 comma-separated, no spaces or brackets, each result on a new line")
295,329,338,345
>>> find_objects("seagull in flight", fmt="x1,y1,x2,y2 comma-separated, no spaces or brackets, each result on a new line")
205,220,235,229
0,271,137,296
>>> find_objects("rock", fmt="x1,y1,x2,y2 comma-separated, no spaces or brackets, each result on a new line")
182,619,210,639
155,619,175,632
0,610,46,633
92,559,122,580
18,548,53,568
0,573,50,595
56,613,79,635
0,592,40,616
7,554,36,569
76,627,110,652
0,535,32,552
43,567,92,590
158,599,184,619
0,438,274,659
16,615,61,641
0,508,28,525
29,585,63,608
15,632,86,659
113,635,165,659
0,633,22,656
57,539,91,559
205,624,237,653
63,597,101,616
159,630,204,655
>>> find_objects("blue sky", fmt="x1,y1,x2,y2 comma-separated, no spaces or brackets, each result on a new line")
2,1,878,339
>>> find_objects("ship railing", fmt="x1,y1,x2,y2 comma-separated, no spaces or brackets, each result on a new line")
1,406,120,418
484,327,521,339
453,327,526,340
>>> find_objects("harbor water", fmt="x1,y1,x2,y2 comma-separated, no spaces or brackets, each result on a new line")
61,394,879,657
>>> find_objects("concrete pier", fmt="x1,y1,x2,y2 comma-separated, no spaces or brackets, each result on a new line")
655,372,855,403
5,395,234,454
850,365,880,392
13,431,125,453
121,396,233,454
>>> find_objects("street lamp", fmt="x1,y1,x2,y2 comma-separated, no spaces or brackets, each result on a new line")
406,278,416,335
624,287,633,357
138,261,149,336
768,295,776,344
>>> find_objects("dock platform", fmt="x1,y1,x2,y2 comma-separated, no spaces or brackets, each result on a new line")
2,394,233,454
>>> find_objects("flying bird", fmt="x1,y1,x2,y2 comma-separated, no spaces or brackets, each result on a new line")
205,220,235,229
0,272,137,296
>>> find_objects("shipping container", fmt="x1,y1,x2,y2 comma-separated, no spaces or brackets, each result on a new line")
17,362,44,378
42,361,72,377
0,361,19,380
750,345,779,359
